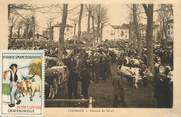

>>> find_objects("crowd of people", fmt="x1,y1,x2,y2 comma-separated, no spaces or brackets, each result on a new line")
9,40,173,108
62,47,114,99
61,45,173,107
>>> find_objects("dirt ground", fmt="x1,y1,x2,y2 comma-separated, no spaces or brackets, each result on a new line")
45,77,157,108
89,78,156,108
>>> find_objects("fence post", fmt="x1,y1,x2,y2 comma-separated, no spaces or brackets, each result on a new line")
89,97,93,108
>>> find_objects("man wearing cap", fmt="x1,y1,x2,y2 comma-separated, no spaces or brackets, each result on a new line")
79,65,91,99
111,62,126,107
4,64,22,107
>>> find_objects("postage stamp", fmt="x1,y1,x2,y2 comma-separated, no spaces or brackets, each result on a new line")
0,50,44,116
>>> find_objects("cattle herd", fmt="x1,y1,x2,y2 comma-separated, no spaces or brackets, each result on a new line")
7,43,173,107
44,45,173,108
13,74,41,101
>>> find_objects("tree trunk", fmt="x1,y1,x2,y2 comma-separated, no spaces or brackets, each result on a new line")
8,5,11,19
143,4,154,74
100,23,104,41
97,15,101,42
159,20,164,47
73,23,77,44
78,4,84,41
91,15,95,46
87,5,91,33
25,23,30,48
74,23,77,36
129,14,136,49
58,4,68,62
133,4,142,56
17,26,21,38
50,27,53,40
48,22,53,40
31,16,35,47
163,19,168,49
9,26,13,39
92,15,95,34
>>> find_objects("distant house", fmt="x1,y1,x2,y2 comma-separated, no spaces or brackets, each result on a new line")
42,30,49,39
139,23,160,43
167,19,173,42
102,23,129,41
52,23,74,42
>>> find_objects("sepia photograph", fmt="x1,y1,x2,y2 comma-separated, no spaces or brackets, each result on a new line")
7,3,173,108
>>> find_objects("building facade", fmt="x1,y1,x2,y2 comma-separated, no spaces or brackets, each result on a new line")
139,23,160,43
102,24,129,41
167,19,173,42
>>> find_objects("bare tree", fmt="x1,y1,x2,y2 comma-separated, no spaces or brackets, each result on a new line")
69,18,78,36
16,20,24,38
94,5,108,42
133,4,142,56
128,13,137,49
9,14,18,39
24,18,30,48
58,4,68,61
85,4,95,33
31,15,36,47
157,4,173,48
77,4,84,41
47,20,53,40
143,4,154,74
91,7,96,37
92,14,95,33
8,4,32,19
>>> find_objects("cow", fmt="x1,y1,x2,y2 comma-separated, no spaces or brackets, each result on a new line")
117,65,141,88
45,65,68,99
16,80,28,97
117,65,152,88
25,74,41,101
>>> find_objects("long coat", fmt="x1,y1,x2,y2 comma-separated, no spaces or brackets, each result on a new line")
112,75,124,97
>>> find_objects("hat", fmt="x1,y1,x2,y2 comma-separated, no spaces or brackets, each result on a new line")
9,64,18,69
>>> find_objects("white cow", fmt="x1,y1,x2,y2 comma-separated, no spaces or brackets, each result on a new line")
117,66,141,88
130,58,142,66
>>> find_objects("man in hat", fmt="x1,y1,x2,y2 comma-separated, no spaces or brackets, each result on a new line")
154,65,173,108
79,65,91,99
4,64,22,107
112,63,126,107
67,67,80,99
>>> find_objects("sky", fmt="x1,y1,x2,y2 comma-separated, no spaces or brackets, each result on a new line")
14,4,130,34
13,4,160,34
104,4,130,25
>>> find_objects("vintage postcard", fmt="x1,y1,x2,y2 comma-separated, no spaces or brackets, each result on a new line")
0,50,44,116
0,0,181,117
6,2,174,108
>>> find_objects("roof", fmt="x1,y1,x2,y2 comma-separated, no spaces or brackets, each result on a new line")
53,23,73,28
167,19,173,23
109,23,129,29
139,23,159,30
